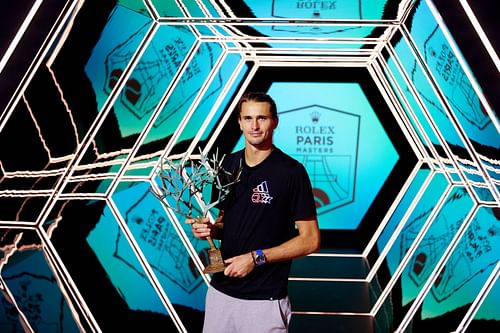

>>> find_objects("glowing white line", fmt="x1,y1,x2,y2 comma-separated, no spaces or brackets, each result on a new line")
47,67,80,145
39,229,102,332
292,311,373,316
0,190,53,197
308,252,364,258
402,21,499,201
454,261,500,332
107,199,188,333
0,233,36,332
395,204,479,332
156,16,398,25
45,0,85,66
0,222,37,227
426,0,498,131
143,0,159,20
370,175,450,315
288,277,367,283
198,36,385,43
459,0,500,72
0,0,44,75
1,0,82,133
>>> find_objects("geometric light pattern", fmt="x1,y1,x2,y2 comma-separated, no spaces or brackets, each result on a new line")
0,0,498,332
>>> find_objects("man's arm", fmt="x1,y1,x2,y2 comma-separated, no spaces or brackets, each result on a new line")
261,217,320,263
223,217,320,278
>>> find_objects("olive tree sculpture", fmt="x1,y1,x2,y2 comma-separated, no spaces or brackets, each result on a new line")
152,149,241,273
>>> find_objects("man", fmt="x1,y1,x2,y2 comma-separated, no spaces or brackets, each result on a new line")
187,92,320,333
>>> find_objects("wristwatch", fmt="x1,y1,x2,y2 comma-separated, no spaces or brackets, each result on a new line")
253,249,266,266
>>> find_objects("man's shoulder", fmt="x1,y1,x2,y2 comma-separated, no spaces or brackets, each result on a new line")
222,149,243,169
224,149,243,161
273,148,304,168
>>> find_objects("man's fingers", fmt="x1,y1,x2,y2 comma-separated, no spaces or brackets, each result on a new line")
186,217,210,224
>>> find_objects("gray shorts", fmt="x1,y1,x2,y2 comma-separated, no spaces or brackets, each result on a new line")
202,286,292,333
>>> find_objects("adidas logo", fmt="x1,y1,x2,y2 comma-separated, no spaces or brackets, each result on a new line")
252,181,273,204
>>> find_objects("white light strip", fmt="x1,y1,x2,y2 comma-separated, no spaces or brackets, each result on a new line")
206,58,250,149
292,310,373,316
1,0,82,132
361,163,423,262
45,0,85,66
0,234,36,332
454,260,500,332
289,277,366,283
395,203,479,332
187,57,248,158
106,38,207,195
372,53,428,158
402,23,499,202
144,0,160,20
0,190,53,197
39,229,102,332
164,48,231,159
242,56,371,64
237,45,380,52
156,17,399,26
33,22,159,226
197,36,385,43
368,25,399,65
205,62,260,149
426,0,499,131
308,252,364,258
371,178,451,315
459,0,500,72
55,193,108,200
106,199,188,332
393,31,462,183
155,184,212,284
248,61,368,67
0,221,38,227
216,0,236,17
383,43,444,170
369,56,425,157
142,40,227,175
0,0,44,76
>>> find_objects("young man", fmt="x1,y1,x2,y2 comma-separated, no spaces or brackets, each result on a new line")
188,92,320,333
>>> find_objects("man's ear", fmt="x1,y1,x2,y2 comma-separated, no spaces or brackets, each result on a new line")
273,118,279,129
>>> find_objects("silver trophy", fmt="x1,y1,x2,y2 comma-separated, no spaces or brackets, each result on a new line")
152,149,241,273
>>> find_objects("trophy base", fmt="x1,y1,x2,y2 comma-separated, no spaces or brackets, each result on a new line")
203,248,226,274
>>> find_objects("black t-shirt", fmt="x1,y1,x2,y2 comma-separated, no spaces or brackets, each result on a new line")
211,147,317,300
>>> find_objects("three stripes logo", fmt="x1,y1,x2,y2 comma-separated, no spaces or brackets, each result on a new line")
252,181,273,204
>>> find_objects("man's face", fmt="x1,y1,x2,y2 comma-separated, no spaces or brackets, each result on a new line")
238,101,278,149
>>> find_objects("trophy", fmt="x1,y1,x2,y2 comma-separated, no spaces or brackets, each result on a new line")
152,149,241,273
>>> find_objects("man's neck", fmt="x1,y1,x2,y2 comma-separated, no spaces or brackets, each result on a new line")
244,145,274,167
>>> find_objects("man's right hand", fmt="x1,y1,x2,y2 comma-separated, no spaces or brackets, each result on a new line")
186,217,212,240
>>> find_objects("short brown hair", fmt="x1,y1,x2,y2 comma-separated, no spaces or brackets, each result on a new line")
237,92,278,119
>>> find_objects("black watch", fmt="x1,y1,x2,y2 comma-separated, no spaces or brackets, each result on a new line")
253,249,266,266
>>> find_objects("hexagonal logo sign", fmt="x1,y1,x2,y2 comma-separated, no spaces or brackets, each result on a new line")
276,104,360,214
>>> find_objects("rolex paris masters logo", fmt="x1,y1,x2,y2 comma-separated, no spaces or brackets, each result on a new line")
276,105,360,214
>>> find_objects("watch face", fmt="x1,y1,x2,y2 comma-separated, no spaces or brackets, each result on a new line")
255,250,266,265
256,255,265,264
